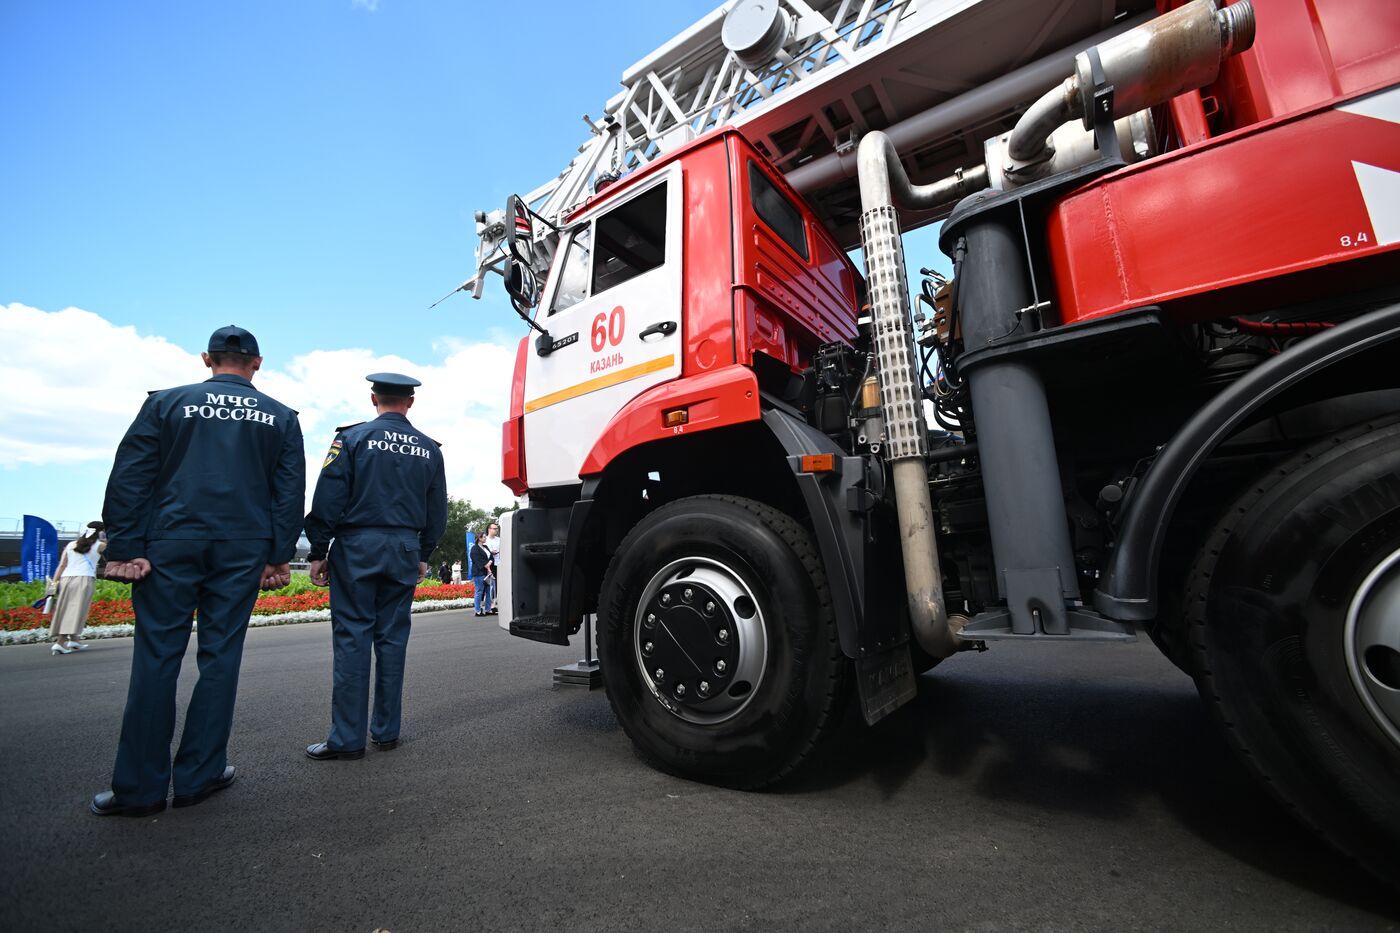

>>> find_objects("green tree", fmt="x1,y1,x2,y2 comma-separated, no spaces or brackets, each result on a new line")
430,496,517,569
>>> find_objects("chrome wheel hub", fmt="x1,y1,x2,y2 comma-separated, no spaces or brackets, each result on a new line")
1344,547,1400,750
633,557,767,724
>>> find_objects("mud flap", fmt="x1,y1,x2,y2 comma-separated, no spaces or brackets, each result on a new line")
762,404,918,725
856,646,918,725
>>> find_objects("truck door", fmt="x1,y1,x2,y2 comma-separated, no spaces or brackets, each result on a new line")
523,165,683,487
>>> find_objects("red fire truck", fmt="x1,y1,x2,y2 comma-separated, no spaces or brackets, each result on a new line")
460,0,1399,880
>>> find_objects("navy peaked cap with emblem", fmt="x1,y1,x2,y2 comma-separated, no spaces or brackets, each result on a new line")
207,325,260,356
367,372,421,396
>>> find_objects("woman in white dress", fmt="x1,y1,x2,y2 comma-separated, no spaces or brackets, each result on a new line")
48,522,105,656
451,560,462,585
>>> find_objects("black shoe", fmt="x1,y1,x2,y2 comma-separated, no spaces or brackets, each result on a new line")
172,766,236,809
90,791,166,818
371,738,399,751
305,742,365,761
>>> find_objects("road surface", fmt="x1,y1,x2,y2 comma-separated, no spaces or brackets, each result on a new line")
1,610,1395,931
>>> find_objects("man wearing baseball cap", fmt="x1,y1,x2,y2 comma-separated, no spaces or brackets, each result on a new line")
91,325,305,816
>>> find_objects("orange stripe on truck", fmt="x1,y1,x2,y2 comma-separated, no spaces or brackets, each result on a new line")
523,354,675,414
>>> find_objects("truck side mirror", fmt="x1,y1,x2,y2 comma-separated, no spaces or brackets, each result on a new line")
503,258,529,303
505,194,533,266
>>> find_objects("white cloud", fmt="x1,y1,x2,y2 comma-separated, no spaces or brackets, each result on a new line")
0,303,518,511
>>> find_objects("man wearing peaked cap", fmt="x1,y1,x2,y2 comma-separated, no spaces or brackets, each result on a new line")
303,372,447,759
91,325,305,816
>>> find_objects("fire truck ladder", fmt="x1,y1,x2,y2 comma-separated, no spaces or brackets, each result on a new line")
459,0,1154,300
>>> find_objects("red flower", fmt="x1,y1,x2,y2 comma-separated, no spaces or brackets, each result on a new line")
414,583,474,600
0,582,479,634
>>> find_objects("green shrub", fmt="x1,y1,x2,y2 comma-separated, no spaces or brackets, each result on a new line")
0,578,132,609
0,581,47,609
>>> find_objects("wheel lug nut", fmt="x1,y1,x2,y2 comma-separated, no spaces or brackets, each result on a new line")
675,684,686,698
655,668,665,682
718,629,729,643
683,587,694,602
643,641,654,656
705,601,716,614
645,613,656,627
698,681,711,697
715,659,727,674
661,594,671,606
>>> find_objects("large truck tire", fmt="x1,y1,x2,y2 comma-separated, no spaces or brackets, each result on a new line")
1185,417,1400,886
597,494,849,789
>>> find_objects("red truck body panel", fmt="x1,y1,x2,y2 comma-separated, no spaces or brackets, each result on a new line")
1051,0,1400,325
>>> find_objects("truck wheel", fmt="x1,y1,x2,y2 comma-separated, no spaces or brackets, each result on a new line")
597,494,849,788
1186,417,1400,884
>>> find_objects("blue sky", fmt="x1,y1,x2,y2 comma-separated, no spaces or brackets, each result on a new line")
0,0,944,533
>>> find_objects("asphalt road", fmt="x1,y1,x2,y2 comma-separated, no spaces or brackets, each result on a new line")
2,611,1396,932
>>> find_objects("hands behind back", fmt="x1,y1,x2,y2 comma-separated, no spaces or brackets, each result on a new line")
260,563,292,590
104,558,152,582
309,559,330,587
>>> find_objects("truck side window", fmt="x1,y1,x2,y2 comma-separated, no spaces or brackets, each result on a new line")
550,227,592,315
748,161,808,261
591,182,667,295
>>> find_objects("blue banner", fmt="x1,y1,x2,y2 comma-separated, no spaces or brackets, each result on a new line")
21,515,59,582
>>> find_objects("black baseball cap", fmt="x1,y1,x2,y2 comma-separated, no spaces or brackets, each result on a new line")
367,372,421,397
208,325,261,356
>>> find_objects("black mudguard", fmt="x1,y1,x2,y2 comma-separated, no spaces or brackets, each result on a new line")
761,404,917,725
1096,301,1400,621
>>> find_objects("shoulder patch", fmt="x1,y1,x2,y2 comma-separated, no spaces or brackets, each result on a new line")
322,437,345,470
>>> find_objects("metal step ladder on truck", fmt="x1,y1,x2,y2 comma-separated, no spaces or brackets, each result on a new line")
458,0,1400,881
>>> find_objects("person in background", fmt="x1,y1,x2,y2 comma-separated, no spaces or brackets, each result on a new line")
482,521,501,613
303,372,447,760
451,559,462,585
93,325,304,817
469,531,491,617
438,560,450,585
47,521,106,655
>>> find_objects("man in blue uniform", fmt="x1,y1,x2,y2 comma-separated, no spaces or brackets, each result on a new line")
304,372,447,760
93,325,305,816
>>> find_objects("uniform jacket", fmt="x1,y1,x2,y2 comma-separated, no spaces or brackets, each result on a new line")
102,373,306,563
468,541,492,577
304,411,448,562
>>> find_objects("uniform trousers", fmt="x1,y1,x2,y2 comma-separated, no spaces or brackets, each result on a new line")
326,530,418,750
112,538,265,806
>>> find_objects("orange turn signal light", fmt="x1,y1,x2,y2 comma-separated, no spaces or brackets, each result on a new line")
799,454,835,473
663,409,689,428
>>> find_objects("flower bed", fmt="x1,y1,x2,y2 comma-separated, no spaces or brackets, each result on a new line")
0,581,479,645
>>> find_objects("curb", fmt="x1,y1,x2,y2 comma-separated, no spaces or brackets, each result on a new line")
0,598,480,647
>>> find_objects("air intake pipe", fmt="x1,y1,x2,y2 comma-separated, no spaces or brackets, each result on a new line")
856,134,986,659
1008,0,1255,167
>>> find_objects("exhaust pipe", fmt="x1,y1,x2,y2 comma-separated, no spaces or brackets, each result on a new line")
1008,0,1255,166
856,133,985,659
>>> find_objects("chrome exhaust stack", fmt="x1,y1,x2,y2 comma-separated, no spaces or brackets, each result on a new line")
856,133,984,660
